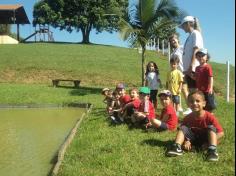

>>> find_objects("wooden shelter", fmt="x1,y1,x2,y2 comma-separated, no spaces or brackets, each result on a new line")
0,4,30,41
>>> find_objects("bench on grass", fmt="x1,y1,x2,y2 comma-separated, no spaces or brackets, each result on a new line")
52,79,81,88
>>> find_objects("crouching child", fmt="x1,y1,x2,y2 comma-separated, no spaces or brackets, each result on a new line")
166,90,224,162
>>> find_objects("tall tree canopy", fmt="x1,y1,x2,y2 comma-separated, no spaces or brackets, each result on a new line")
119,0,185,85
33,0,128,43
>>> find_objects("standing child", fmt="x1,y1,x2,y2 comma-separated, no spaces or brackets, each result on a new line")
145,61,162,109
192,48,216,112
166,56,184,115
131,87,155,125
147,90,178,132
166,90,224,162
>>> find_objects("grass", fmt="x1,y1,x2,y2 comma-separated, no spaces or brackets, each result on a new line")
0,43,234,176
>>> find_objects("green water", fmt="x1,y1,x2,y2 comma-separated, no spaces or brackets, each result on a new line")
0,107,85,176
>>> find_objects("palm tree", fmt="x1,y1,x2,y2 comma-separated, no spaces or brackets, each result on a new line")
119,0,184,86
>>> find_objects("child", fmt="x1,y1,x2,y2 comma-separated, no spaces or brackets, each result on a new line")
115,83,131,122
109,90,121,123
166,90,224,162
166,56,184,115
121,88,141,121
101,88,113,113
145,61,162,109
192,48,216,112
147,90,178,132
131,87,155,125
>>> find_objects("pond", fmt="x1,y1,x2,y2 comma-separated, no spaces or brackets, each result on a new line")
0,107,86,176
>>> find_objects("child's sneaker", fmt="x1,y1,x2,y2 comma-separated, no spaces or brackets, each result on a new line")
183,108,192,115
166,143,183,156
206,149,219,162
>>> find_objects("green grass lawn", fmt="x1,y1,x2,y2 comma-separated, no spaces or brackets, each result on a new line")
0,43,234,176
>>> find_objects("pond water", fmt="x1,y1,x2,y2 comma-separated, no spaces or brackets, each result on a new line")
0,107,86,176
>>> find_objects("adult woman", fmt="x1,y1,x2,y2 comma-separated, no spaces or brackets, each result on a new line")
180,16,204,93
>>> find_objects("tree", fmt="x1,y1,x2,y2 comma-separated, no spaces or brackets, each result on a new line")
118,0,185,86
33,0,128,44
0,24,11,35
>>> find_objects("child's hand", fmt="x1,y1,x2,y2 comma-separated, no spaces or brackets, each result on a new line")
183,140,192,151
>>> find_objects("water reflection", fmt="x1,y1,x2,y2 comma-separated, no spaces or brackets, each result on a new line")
0,107,85,176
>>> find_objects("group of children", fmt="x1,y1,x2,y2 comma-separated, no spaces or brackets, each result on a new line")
101,49,224,162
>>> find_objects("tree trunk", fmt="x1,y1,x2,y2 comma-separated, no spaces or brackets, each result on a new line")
141,46,146,86
81,24,92,44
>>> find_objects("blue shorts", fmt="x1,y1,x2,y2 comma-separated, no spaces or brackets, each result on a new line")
204,93,216,112
172,95,180,104
156,122,168,132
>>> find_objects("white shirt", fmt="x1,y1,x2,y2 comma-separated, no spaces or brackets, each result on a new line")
146,72,159,90
182,30,203,72
171,45,184,72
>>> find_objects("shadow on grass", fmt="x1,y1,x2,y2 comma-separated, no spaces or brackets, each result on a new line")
66,86,102,96
141,138,173,147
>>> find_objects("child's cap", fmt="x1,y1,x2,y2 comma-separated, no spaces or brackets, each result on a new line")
179,16,194,27
196,48,208,56
102,88,109,93
139,87,150,94
116,83,125,89
158,90,172,97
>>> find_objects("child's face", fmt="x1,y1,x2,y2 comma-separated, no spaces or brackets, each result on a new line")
139,93,149,101
159,95,171,107
170,62,178,70
169,37,178,49
117,88,125,96
196,53,207,65
188,93,206,112
130,90,139,99
103,90,109,96
148,63,155,72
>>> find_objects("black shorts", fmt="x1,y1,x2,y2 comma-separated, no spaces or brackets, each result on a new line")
172,95,180,104
179,125,217,147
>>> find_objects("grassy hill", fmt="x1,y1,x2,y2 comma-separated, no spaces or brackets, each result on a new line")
0,43,234,176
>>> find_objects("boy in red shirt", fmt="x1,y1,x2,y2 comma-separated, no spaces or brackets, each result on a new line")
191,48,216,112
147,90,178,132
166,90,224,162
131,87,155,125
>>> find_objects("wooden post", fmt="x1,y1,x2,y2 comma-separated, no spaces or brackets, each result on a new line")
226,61,230,102
17,24,20,41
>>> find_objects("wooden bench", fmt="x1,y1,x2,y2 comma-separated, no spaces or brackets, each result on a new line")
52,79,81,88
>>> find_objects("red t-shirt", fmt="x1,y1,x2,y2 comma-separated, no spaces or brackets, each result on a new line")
181,111,223,135
138,100,155,119
132,98,141,110
159,104,178,131
195,64,213,93
119,95,131,107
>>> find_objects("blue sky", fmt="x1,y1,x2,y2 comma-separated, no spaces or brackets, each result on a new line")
1,0,235,65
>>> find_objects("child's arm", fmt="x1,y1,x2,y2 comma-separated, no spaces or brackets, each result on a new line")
209,76,213,94
178,81,183,95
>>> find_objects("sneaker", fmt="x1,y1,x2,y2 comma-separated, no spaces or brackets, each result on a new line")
166,143,183,156
206,149,219,162
110,116,119,124
183,108,192,115
178,107,183,112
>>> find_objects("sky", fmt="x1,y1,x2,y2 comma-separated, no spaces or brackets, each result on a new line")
0,0,235,66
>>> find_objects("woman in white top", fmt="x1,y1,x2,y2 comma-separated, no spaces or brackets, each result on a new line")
180,16,204,93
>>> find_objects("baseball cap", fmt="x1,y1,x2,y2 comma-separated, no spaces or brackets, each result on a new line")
158,90,172,97
196,48,208,55
179,16,195,27
116,83,125,89
139,87,150,94
102,87,109,92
